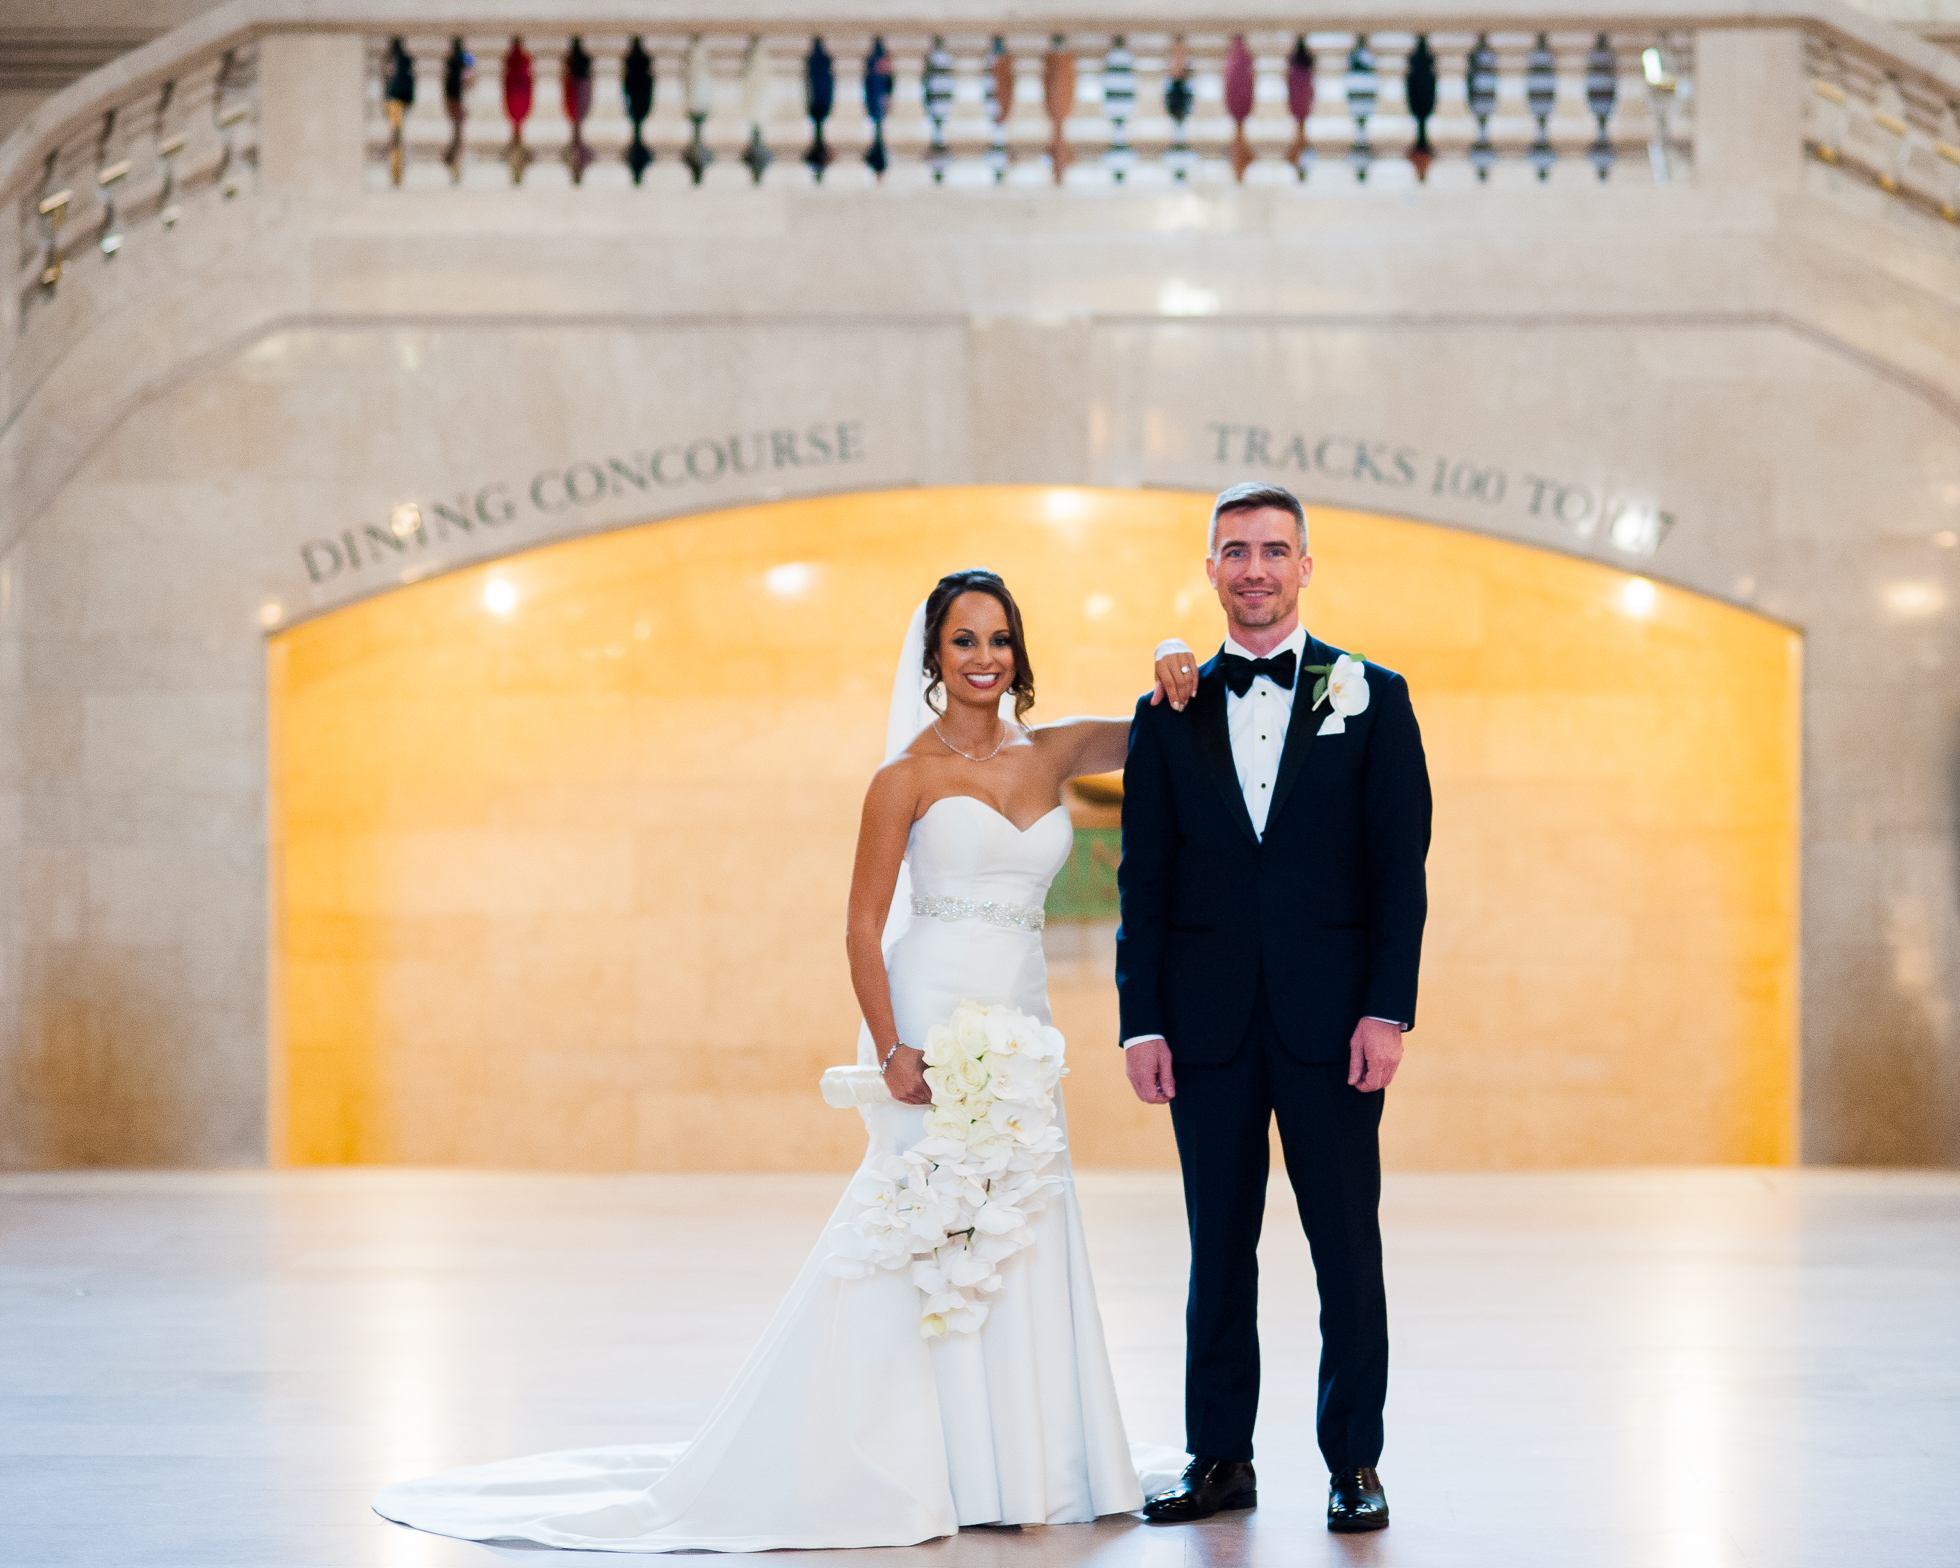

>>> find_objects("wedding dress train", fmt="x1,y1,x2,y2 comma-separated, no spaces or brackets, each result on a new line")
373,794,1159,1551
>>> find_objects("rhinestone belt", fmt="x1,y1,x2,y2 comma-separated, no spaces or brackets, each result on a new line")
912,894,1047,933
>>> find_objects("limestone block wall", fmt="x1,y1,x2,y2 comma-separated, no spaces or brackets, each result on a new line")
1,7,1958,1169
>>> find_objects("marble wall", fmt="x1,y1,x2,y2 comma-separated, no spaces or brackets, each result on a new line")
2,18,1957,1170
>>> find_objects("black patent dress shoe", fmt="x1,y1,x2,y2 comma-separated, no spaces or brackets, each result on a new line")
1142,1457,1257,1522
1327,1466,1389,1532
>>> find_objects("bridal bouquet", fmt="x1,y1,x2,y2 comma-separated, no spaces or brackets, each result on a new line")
825,1001,1068,1337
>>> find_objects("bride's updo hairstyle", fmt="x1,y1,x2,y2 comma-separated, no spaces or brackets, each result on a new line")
922,568,1036,722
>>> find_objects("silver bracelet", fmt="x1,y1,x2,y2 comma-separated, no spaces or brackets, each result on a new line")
879,1042,908,1075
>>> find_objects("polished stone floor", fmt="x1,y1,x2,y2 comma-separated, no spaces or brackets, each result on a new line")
2,1167,1956,1567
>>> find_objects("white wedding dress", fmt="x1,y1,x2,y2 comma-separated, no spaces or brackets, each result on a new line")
373,791,1161,1551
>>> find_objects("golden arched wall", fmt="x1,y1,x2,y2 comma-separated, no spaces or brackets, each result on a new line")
269,486,1799,1170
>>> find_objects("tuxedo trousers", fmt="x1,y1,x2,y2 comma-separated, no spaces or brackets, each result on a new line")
1166,974,1388,1472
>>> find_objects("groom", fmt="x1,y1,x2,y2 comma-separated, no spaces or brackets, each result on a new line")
1117,482,1431,1534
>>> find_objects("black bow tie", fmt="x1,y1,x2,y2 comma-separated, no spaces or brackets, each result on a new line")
1218,649,1297,696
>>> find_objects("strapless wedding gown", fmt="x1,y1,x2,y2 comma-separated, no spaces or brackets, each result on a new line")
373,795,1160,1551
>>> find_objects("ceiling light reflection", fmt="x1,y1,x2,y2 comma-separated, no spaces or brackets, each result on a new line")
1619,578,1658,617
764,562,815,598
1158,280,1220,317
483,579,518,615
1882,580,1945,619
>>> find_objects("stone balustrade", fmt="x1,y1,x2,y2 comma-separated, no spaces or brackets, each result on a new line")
1805,30,1960,218
12,42,259,334
5,2,1960,346
358,28,1694,193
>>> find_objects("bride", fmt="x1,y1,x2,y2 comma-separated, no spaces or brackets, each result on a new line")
374,568,1186,1551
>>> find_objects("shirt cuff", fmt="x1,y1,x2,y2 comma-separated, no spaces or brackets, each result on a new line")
1153,639,1194,661
1121,1034,1167,1049
1364,1016,1411,1031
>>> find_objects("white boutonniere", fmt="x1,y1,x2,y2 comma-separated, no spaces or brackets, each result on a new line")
1304,652,1370,735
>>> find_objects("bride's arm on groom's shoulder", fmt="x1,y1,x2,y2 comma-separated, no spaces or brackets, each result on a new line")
1034,716,1132,781
844,760,931,1104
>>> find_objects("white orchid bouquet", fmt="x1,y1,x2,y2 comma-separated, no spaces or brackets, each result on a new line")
825,1001,1069,1337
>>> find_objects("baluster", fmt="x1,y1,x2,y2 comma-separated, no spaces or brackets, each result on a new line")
1287,37,1316,181
35,154,69,293
804,38,835,182
384,38,414,186
442,39,472,184
1872,77,1912,192
1044,36,1076,185
502,37,534,184
1586,34,1618,180
95,112,129,255
622,38,654,184
1345,36,1377,182
985,37,1014,183
1468,34,1499,181
1104,36,1137,182
923,36,955,183
1812,52,1851,164
863,37,893,180
742,37,773,183
563,37,594,184
155,81,184,228
1644,38,1681,181
1936,103,1960,222
1526,33,1557,180
682,35,713,184
1224,35,1256,181
1164,35,1196,180
214,50,247,199
1407,36,1437,182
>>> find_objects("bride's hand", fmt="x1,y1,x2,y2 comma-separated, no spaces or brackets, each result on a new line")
1151,649,1200,712
884,1045,933,1106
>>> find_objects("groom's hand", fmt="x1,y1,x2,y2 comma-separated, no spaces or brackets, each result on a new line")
1348,1017,1404,1093
1125,1038,1176,1104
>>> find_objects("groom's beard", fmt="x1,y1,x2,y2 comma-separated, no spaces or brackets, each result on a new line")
1225,590,1294,630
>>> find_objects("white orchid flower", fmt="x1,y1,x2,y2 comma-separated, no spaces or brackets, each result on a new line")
984,1056,1047,1105
1316,653,1370,735
944,1300,990,1332
942,1248,993,1287
987,1098,1052,1143
829,1000,1074,1335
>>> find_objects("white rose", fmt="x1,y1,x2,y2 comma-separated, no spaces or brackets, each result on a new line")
950,1054,990,1097
920,1023,960,1068
955,1008,990,1055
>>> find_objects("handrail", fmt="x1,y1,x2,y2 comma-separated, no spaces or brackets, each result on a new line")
4,0,1958,209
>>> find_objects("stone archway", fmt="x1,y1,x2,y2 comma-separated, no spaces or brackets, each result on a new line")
269,485,1799,1171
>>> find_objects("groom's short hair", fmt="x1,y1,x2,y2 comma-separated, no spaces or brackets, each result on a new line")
1208,482,1308,557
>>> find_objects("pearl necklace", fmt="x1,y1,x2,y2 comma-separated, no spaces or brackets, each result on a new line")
933,718,1010,763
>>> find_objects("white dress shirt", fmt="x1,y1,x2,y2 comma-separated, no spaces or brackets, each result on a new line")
1123,629,1404,1046
1219,624,1308,840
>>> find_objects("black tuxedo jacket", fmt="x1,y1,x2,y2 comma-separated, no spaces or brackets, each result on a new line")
1116,636,1432,1064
